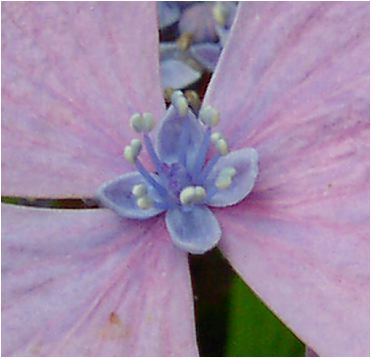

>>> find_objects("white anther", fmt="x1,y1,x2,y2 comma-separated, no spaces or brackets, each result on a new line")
216,138,229,155
199,105,220,127
213,2,228,26
130,139,142,153
123,139,142,163
132,183,147,197
124,146,136,163
179,186,206,205
211,132,222,144
130,113,144,132
215,166,237,190
137,196,153,209
130,113,155,133
171,90,188,116
194,186,206,201
221,167,236,178
179,186,195,205
216,176,232,189
142,112,155,132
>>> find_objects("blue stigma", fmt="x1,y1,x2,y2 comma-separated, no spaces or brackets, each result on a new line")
97,91,259,254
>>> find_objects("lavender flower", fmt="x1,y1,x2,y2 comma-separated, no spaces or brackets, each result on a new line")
97,90,258,254
159,2,237,90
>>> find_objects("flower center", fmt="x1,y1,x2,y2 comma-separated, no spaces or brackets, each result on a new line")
124,91,237,211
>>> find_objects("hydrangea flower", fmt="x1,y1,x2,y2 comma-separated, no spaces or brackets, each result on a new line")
97,90,258,254
2,2,369,357
159,2,237,90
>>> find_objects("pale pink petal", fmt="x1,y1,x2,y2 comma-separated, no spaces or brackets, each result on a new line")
2,204,198,356
2,2,165,198
205,2,369,356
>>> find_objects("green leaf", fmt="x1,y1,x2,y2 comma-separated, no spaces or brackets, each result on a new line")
226,275,305,356
2,196,21,205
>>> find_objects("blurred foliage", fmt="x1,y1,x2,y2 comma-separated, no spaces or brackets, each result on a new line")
1,197,97,209
2,196,20,205
190,249,233,356
226,275,305,357
190,249,304,356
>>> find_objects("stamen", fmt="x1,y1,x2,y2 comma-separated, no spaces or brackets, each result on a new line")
185,90,201,114
179,185,207,205
215,166,237,189
164,87,175,104
176,32,193,51
222,167,237,177
215,138,229,156
212,2,229,27
216,176,232,190
179,186,196,205
171,90,188,116
130,113,142,132
194,186,206,201
142,113,155,131
124,139,142,163
136,196,153,209
130,113,155,133
199,105,220,127
130,139,142,153
211,132,222,143
132,183,147,197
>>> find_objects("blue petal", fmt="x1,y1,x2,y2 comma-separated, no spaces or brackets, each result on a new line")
178,2,218,43
160,58,201,90
190,43,222,72
96,172,164,219
158,2,180,29
156,105,203,165
206,148,259,207
160,42,182,60
165,205,221,254
177,2,198,10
